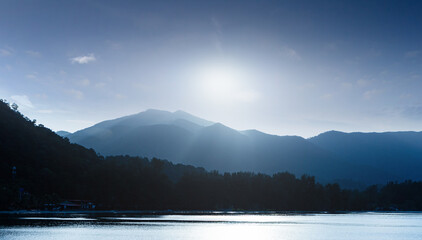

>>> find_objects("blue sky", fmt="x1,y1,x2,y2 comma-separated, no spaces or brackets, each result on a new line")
1,0,422,137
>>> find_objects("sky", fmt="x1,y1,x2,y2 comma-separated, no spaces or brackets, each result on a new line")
1,0,422,138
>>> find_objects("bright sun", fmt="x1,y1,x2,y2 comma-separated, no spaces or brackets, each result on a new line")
192,61,258,104
196,64,241,101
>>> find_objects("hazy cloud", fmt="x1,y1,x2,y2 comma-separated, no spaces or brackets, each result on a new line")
400,93,413,99
405,50,420,58
70,54,96,64
410,74,420,79
105,40,122,50
211,17,223,53
35,93,48,99
11,95,34,108
300,82,316,89
0,48,13,56
284,47,301,60
78,79,91,86
66,119,94,125
363,89,382,100
304,118,352,128
357,79,368,87
67,89,84,99
235,90,260,103
341,82,353,89
324,42,338,51
26,74,37,79
26,50,41,57
37,109,54,114
114,94,127,99
402,106,422,120
321,93,333,100
211,17,222,35
94,82,106,88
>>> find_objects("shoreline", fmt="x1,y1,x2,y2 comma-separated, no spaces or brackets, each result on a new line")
1,210,421,215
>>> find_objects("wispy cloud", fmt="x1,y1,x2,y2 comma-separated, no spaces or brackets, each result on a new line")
67,89,84,99
211,17,223,53
341,82,353,89
11,95,34,108
357,79,368,87
297,81,315,89
400,93,413,100
78,79,90,86
70,54,96,64
321,93,333,100
26,50,41,57
363,89,382,100
114,94,127,99
411,74,420,79
37,109,53,114
26,74,37,79
284,47,301,60
234,90,260,103
0,47,13,56
66,119,94,125
405,50,420,58
401,105,422,120
324,42,338,51
35,93,48,99
94,82,106,88
105,40,122,50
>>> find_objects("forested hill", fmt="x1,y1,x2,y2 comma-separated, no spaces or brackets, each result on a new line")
0,99,204,209
1,99,422,211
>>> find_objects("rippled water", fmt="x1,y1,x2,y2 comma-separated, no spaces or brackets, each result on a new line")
1,212,421,240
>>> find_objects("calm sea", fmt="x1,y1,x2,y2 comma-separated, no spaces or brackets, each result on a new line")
1,212,421,240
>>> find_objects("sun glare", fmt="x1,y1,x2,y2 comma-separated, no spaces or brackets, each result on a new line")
202,66,237,95
195,63,246,103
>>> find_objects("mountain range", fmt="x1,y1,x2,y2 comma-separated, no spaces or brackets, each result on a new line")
4,100,422,211
64,109,422,186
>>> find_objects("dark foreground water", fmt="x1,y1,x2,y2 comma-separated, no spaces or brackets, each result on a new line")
1,212,421,240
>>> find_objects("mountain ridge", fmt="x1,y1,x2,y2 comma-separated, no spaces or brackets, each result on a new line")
63,108,422,186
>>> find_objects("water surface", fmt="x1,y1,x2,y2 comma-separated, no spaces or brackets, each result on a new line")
1,212,421,240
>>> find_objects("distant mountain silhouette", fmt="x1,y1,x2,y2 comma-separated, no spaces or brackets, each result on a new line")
56,130,71,137
309,131,422,181
67,109,399,185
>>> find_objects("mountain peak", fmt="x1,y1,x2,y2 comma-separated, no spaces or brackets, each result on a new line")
56,130,72,137
141,109,172,114
309,130,345,139
173,110,188,114
172,110,214,127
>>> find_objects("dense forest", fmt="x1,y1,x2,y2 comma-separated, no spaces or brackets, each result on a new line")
1,99,422,211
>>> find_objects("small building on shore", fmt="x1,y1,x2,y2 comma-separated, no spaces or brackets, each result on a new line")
59,200,96,210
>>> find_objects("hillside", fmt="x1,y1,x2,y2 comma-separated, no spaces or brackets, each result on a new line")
0,100,204,209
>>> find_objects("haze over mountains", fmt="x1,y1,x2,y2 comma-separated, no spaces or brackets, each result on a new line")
64,109,422,186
